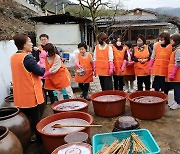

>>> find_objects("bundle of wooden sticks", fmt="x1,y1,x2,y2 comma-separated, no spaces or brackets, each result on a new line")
97,133,150,154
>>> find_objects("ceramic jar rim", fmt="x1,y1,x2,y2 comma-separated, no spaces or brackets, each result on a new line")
0,126,9,140
0,107,19,121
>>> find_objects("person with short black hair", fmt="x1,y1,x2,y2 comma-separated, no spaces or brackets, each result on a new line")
74,42,93,100
11,33,45,143
132,34,152,91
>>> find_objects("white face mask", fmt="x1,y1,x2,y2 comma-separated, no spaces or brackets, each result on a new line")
116,41,121,46
159,40,165,45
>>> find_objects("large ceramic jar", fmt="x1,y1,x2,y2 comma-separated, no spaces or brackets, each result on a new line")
1,95,14,107
0,126,23,154
0,107,31,149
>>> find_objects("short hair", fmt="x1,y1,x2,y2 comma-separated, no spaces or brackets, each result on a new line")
78,42,87,50
125,41,132,48
159,32,170,45
13,33,29,50
171,33,180,47
136,34,146,45
43,43,55,56
39,34,49,40
97,32,107,43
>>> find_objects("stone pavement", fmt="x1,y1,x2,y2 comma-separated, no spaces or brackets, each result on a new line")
26,77,180,154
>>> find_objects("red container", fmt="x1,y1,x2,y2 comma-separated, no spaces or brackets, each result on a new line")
36,111,93,153
51,142,92,154
128,91,167,120
51,98,90,114
90,90,127,117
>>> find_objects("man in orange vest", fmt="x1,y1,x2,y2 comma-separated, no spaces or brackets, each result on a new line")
11,33,45,143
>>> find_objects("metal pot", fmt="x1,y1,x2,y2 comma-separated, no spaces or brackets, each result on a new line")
77,68,86,76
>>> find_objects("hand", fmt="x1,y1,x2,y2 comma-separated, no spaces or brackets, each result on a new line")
121,66,125,72
42,71,51,79
148,66,152,74
109,68,113,75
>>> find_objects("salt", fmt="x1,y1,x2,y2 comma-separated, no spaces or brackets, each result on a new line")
94,95,123,102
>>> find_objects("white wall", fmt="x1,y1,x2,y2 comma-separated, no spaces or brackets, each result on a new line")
0,40,17,105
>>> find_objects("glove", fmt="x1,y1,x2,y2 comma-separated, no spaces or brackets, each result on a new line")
75,62,83,69
93,61,96,76
148,59,155,74
169,65,179,80
39,50,48,68
42,71,51,78
121,60,127,72
109,61,114,75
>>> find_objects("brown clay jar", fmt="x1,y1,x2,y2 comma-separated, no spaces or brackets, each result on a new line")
0,126,23,154
0,107,31,150
1,95,14,107
113,116,140,132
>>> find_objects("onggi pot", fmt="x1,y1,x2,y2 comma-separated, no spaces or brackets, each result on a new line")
0,126,23,154
1,95,14,107
51,98,90,113
0,107,31,149
36,111,93,153
128,91,167,120
90,90,127,117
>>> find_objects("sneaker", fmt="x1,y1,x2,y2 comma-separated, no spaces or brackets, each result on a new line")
129,89,135,93
124,88,129,93
170,102,180,110
168,100,176,107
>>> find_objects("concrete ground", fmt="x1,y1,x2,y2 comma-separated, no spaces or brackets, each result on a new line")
26,77,180,154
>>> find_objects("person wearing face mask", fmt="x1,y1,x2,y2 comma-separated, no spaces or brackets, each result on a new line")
168,34,180,109
132,34,152,91
149,32,172,94
112,37,126,90
93,32,114,91
74,43,93,100
11,33,45,143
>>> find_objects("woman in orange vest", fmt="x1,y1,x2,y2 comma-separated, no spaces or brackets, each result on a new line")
93,32,114,91
123,41,135,93
74,43,93,100
11,33,45,143
168,34,180,110
149,32,172,94
132,34,152,91
42,43,74,100
112,37,126,90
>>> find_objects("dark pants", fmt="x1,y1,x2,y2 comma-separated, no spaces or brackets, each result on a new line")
152,76,172,94
113,75,124,90
137,75,151,91
79,83,90,98
99,76,113,91
174,82,180,104
20,105,41,142
42,79,55,104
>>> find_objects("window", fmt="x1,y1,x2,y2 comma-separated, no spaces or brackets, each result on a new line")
131,29,145,41
146,29,159,39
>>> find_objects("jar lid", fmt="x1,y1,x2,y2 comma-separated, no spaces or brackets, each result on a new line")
51,142,92,154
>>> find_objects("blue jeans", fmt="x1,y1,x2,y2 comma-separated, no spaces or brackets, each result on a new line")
174,82,180,104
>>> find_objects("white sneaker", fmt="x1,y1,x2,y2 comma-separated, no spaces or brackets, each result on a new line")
129,88,135,93
170,102,180,110
168,100,176,107
124,88,129,93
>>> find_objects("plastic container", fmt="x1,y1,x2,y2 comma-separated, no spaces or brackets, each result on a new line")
51,98,90,114
90,90,127,117
92,129,160,154
128,91,167,120
36,111,93,153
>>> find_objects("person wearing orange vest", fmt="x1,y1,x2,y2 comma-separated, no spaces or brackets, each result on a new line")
168,34,180,110
11,33,45,143
42,43,74,100
132,34,152,91
123,41,135,93
149,32,172,94
93,32,114,91
112,38,126,90
74,43,93,100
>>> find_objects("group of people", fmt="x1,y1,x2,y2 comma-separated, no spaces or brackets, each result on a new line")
10,31,180,143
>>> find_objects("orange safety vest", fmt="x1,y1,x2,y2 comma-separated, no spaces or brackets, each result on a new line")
134,45,150,76
113,46,126,75
124,50,135,75
95,45,110,76
74,53,93,83
11,53,44,108
152,43,172,76
168,50,180,82
44,54,71,90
